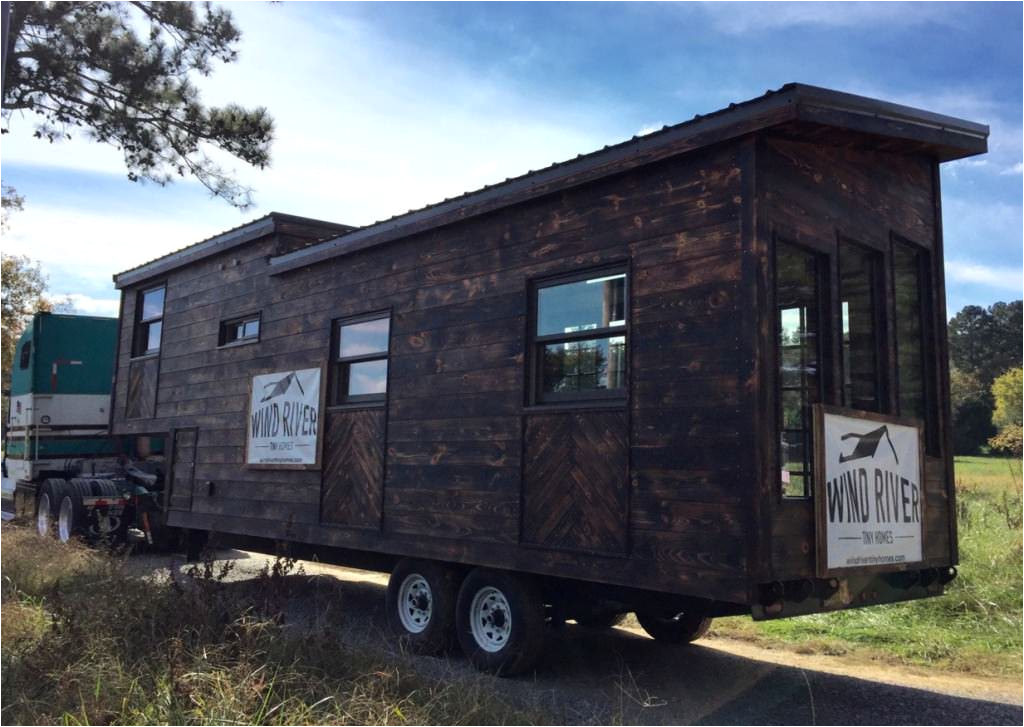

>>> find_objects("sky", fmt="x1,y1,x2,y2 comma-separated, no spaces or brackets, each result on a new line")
1,1,1021,316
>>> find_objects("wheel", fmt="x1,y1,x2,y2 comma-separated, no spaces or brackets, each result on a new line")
35,478,67,538
56,494,81,543
576,611,627,630
456,569,545,676
386,559,459,655
635,608,712,644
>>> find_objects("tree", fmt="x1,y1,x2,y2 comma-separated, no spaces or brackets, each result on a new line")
991,368,1023,430
2,254,55,388
2,2,273,208
949,367,996,455
948,301,1023,388
1,184,24,231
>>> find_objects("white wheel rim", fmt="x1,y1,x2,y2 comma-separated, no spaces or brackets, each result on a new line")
36,493,51,536
470,586,512,653
58,497,74,543
397,574,432,634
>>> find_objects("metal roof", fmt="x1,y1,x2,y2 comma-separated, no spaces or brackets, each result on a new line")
267,83,988,276
113,212,354,288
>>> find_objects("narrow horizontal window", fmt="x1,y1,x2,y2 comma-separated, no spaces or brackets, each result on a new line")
219,314,261,346
532,268,627,403
333,313,390,405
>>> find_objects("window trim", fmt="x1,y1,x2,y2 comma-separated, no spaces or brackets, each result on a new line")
528,263,629,406
218,311,262,348
132,283,166,359
331,310,391,407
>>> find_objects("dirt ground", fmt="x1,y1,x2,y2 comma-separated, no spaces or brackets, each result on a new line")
127,548,1022,725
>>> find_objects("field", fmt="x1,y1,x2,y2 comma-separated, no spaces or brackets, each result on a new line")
710,456,1023,677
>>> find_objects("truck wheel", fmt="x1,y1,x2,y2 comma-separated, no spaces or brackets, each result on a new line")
386,559,459,655
635,608,711,644
576,611,627,630
456,569,545,676
35,478,67,538
56,494,82,544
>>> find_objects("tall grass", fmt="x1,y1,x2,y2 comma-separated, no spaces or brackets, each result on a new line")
711,456,1023,677
0,528,540,725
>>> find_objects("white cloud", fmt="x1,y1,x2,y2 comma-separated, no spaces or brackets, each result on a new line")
944,260,1022,292
1000,162,1023,176
57,293,121,317
637,123,664,136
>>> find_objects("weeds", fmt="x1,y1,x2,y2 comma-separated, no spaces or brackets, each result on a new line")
0,527,538,725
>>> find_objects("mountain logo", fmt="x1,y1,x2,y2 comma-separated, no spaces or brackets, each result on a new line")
259,371,306,403
838,425,899,464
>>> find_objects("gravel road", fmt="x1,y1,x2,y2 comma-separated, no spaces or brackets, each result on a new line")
127,548,1022,726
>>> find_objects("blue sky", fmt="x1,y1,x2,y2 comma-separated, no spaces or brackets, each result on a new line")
2,1,1021,315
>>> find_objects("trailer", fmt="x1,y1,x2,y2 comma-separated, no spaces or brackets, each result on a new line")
4,312,167,544
101,84,984,674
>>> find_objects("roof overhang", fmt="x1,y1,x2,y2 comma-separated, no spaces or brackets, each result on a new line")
114,212,354,289
268,83,987,277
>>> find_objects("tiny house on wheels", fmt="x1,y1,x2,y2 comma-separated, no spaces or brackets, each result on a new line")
106,84,986,674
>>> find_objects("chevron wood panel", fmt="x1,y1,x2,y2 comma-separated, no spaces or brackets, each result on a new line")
522,411,629,555
321,409,385,528
126,357,158,420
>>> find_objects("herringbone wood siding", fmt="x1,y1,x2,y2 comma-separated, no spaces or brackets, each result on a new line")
126,357,159,419
522,411,629,554
321,408,385,528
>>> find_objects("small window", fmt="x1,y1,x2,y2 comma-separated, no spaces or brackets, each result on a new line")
839,241,884,412
19,341,31,369
332,313,390,404
219,314,261,346
532,268,627,403
133,285,165,357
776,241,823,499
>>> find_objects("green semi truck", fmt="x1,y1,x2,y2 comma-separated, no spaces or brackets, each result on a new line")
3,312,169,546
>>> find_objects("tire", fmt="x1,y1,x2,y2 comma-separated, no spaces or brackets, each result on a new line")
576,611,627,630
456,569,545,676
55,492,83,544
635,608,712,644
386,559,459,655
35,478,67,538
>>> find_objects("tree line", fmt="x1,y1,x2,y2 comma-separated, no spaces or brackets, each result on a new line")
949,301,1023,455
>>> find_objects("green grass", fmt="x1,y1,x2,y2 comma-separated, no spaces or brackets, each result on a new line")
711,456,1023,677
0,527,541,725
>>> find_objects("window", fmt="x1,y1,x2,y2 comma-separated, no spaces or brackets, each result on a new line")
332,312,390,404
839,241,884,412
133,285,165,357
219,313,261,346
893,239,936,448
19,341,31,369
532,267,627,403
776,242,823,499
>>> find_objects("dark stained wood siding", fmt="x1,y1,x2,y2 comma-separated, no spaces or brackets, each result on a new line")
321,408,385,529
757,134,954,580
167,427,197,512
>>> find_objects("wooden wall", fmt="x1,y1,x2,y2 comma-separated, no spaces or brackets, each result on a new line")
754,131,955,581
114,142,755,604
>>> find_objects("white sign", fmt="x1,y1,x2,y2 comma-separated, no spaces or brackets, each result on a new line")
819,409,923,572
246,368,322,466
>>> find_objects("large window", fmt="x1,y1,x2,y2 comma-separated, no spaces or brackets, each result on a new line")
776,242,823,499
893,239,936,447
532,268,627,403
332,312,390,405
19,340,31,369
133,285,165,357
839,241,884,412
